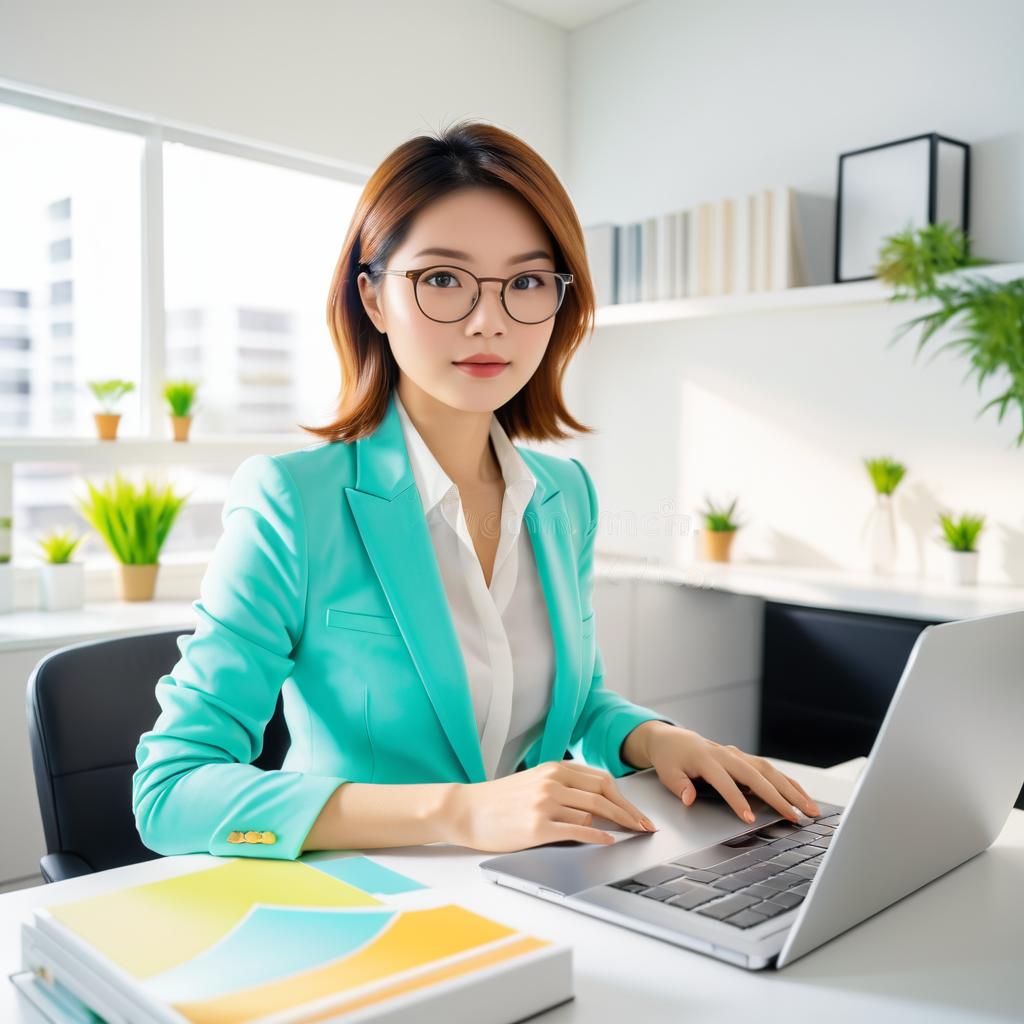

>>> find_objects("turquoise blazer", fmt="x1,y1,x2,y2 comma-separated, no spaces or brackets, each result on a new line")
133,389,668,860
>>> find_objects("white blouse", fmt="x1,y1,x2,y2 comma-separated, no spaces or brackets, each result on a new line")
393,391,556,780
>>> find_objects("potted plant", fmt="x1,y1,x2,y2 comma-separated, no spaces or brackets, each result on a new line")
863,455,906,575
0,511,11,613
878,221,1024,446
937,511,985,585
88,379,135,441
0,552,10,614
35,528,86,610
164,379,200,441
74,472,190,601
698,495,743,562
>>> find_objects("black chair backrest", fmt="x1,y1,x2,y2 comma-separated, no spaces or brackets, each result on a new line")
26,628,290,875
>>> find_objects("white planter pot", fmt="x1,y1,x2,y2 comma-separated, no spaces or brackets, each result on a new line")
39,561,86,610
864,493,898,575
944,549,979,586
0,562,12,613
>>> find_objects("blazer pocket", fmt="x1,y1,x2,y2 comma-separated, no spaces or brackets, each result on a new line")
581,610,596,639
326,607,402,637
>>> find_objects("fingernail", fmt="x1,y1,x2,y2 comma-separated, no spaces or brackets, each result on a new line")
643,818,656,831
744,810,755,823
809,803,821,816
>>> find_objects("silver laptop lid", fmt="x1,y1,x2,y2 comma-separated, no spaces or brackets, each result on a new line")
777,607,1024,967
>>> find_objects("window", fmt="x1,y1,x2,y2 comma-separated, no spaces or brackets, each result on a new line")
2,86,366,565
162,142,357,435
0,103,144,437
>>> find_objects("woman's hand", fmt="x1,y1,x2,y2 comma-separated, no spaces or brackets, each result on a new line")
642,723,822,824
448,761,657,853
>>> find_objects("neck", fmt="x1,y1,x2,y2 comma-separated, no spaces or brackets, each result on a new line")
396,379,502,486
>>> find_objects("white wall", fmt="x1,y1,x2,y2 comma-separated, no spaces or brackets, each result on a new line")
0,0,567,177
565,0,1024,585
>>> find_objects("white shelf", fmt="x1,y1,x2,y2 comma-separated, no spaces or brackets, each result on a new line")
0,599,198,653
0,435,312,465
593,261,1024,328
594,551,1024,621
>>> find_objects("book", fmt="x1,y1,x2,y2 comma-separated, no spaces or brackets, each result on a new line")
583,222,619,306
17,853,573,1024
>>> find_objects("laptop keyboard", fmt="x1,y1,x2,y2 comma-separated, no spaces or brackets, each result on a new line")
607,810,845,930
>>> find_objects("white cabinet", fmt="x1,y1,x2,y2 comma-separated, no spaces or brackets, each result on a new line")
593,576,764,751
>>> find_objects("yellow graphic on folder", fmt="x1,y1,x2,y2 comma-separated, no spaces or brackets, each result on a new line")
172,904,526,1024
48,858,380,978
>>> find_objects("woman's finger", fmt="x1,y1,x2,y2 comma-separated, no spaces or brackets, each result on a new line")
698,759,757,823
543,820,614,846
763,768,820,816
560,764,651,826
554,781,646,831
781,772,821,814
719,752,801,822
550,805,593,826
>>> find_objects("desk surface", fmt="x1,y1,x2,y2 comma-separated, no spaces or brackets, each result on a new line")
3,758,1022,1024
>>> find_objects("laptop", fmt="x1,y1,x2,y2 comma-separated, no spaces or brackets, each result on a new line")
480,607,1024,969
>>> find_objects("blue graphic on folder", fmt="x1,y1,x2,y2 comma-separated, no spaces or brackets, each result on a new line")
305,854,428,895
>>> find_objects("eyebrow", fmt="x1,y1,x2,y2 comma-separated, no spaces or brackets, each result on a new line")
412,246,554,265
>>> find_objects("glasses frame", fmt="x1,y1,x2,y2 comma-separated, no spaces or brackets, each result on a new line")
359,262,574,325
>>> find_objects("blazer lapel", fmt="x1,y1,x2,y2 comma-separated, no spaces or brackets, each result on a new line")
518,460,585,767
343,391,583,783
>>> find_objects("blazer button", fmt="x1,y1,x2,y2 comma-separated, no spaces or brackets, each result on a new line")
227,831,244,844
260,831,277,845
244,831,262,844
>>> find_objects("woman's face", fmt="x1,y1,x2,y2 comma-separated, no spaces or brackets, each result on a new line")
357,186,559,415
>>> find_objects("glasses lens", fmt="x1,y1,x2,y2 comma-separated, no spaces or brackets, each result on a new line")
504,271,566,324
415,266,479,323
415,266,566,323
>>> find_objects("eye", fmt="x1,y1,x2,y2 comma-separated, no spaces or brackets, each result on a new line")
509,274,544,290
423,271,460,288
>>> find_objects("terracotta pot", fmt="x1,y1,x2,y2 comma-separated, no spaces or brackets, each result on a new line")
117,562,159,601
701,528,737,562
94,412,121,441
171,414,193,441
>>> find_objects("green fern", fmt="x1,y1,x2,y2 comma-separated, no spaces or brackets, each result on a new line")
887,276,1024,445
74,473,191,564
35,528,84,564
163,379,200,417
937,511,985,552
700,495,742,532
876,220,986,302
879,221,1024,445
863,456,906,495
87,379,135,413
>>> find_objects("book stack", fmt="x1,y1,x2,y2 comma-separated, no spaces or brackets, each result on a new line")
14,853,572,1023
583,186,835,306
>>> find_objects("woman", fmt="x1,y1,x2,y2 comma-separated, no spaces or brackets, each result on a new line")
133,120,819,862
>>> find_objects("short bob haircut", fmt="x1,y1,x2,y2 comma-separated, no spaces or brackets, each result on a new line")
298,118,596,445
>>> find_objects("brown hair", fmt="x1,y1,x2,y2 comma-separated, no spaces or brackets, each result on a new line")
298,118,596,444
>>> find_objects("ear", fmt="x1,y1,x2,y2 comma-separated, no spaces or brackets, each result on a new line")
356,272,386,334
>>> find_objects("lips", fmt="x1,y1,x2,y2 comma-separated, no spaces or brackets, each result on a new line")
453,354,509,365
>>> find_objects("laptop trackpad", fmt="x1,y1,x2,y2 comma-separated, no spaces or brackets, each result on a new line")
478,769,789,897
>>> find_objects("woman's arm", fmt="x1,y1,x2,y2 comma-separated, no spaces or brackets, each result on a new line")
301,781,461,850
132,454,347,861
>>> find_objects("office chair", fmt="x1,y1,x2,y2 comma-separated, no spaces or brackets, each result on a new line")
26,628,290,884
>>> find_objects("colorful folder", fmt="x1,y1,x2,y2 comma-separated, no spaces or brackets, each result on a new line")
17,853,572,1023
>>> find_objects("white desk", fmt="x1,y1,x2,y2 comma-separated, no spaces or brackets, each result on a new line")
3,757,1022,1023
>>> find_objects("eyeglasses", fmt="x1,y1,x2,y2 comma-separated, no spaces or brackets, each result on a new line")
358,262,574,325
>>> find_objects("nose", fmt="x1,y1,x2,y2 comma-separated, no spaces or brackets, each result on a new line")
464,280,508,333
